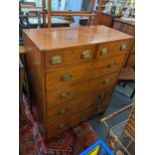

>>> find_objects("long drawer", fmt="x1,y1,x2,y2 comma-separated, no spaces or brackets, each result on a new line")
46,72,118,108
46,99,109,138
46,86,113,124
45,55,125,91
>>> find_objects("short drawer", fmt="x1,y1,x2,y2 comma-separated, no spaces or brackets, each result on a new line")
46,73,118,108
45,45,95,69
97,40,131,59
45,55,124,92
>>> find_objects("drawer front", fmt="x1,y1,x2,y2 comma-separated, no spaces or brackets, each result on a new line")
46,55,125,92
97,40,131,59
46,96,86,123
46,86,113,123
45,45,95,69
46,73,118,108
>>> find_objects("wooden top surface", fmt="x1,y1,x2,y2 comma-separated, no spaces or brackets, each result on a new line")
23,25,133,51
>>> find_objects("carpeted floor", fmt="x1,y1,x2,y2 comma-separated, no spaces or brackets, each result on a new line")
19,96,98,155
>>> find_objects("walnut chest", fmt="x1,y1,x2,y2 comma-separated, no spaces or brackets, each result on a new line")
23,25,133,141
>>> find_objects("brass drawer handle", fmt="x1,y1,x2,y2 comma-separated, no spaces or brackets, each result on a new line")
96,106,101,112
51,55,62,65
60,92,70,99
82,50,91,59
61,73,72,81
120,44,128,50
107,61,116,68
101,48,109,55
99,93,106,100
59,124,66,129
103,78,111,84
59,109,68,115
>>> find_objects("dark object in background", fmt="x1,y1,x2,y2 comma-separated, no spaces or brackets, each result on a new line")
19,2,29,45
110,5,116,15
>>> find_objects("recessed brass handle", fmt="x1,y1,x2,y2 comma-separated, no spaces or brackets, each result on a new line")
60,92,70,99
99,93,106,100
96,106,101,112
51,55,62,65
59,109,68,115
101,48,109,55
59,124,66,129
61,73,72,81
120,44,128,50
107,61,116,68
82,50,91,59
103,78,111,84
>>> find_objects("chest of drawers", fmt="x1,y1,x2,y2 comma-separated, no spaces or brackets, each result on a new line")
23,25,133,141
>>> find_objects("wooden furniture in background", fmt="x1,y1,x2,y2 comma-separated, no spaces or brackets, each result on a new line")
23,25,133,141
21,7,74,28
44,0,104,27
98,13,121,27
113,18,135,69
21,0,100,28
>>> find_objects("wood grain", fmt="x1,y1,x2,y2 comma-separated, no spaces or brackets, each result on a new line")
23,25,133,51
23,26,133,140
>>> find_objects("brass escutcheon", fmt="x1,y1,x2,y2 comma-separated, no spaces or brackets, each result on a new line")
59,109,68,115
108,61,116,68
59,124,66,129
121,44,128,50
51,55,62,64
61,73,72,81
103,78,110,84
82,50,91,59
101,48,109,55
60,92,70,99
99,93,106,100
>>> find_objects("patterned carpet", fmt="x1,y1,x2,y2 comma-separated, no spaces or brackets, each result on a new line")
19,96,98,155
